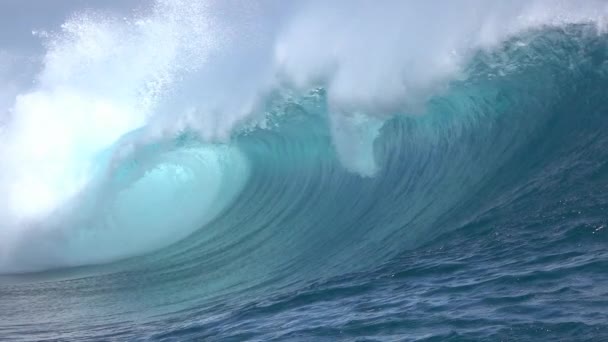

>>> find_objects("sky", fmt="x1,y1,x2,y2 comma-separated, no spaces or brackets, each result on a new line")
0,0,145,53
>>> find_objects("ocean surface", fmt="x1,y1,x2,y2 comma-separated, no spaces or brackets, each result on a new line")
1,1,608,341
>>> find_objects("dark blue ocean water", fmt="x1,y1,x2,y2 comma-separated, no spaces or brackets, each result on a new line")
1,26,608,341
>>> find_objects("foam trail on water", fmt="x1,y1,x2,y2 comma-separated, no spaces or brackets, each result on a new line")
1,0,607,272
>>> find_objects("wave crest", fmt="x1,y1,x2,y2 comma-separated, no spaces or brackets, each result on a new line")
1,0,608,273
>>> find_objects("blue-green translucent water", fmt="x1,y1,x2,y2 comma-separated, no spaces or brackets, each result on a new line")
1,27,608,341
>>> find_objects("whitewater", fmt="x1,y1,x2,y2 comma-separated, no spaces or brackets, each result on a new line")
1,0,608,340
